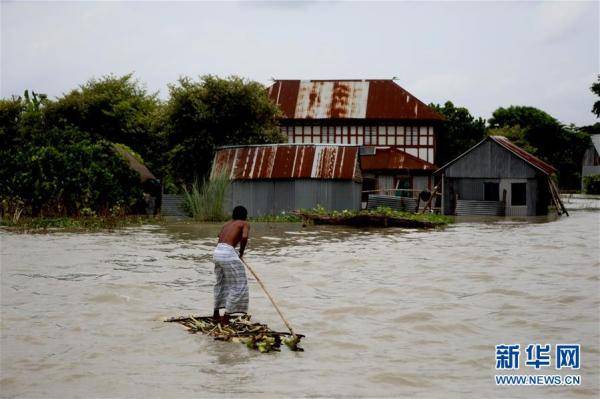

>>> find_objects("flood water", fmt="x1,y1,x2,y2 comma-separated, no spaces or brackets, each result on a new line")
1,211,599,398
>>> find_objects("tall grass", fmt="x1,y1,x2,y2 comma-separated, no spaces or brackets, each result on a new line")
183,173,230,221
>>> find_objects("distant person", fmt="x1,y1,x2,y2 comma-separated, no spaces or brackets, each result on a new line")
212,206,250,325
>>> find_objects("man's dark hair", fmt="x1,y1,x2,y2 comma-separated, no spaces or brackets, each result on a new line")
232,206,248,220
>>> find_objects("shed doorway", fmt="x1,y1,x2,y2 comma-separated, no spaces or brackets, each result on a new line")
500,178,528,216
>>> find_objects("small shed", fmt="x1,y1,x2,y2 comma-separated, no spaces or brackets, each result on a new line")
582,134,600,185
211,144,362,217
435,136,557,216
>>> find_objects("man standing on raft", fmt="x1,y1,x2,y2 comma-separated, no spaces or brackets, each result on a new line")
212,206,250,325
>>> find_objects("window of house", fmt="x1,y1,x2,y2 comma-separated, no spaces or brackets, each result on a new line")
511,183,527,206
364,126,376,145
406,127,418,145
484,182,500,201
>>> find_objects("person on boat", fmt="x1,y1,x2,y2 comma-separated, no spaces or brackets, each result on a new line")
212,205,250,325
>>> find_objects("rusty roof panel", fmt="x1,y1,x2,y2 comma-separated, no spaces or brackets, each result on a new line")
360,147,437,171
294,81,369,119
268,79,443,121
490,136,557,175
212,144,361,181
366,80,443,120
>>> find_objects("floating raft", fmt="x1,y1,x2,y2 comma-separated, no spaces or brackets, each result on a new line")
296,212,438,228
164,314,304,352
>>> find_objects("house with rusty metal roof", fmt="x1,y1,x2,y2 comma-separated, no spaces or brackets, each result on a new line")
210,144,362,217
268,79,443,200
435,136,560,216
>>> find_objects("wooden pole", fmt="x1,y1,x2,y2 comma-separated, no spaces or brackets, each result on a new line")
421,184,440,214
240,258,296,338
548,177,569,216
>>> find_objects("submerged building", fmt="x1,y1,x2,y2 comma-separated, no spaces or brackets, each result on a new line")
582,134,600,188
267,79,444,195
211,144,362,217
435,136,557,216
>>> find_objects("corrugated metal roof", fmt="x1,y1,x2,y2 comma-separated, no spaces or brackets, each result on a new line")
435,136,557,176
268,79,444,121
211,144,361,181
360,147,437,171
490,136,557,175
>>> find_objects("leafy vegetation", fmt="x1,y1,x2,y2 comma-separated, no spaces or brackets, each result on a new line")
488,106,590,190
0,92,144,219
0,74,282,221
591,75,600,118
430,101,487,165
583,175,600,195
165,75,284,187
299,205,452,227
182,173,230,221
0,215,161,233
250,212,302,223
165,314,303,353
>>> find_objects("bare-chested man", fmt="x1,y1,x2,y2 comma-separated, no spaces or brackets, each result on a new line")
212,206,250,325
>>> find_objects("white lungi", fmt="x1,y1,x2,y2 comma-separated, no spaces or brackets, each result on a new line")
212,243,249,314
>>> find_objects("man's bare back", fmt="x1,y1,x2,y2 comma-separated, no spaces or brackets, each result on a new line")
218,220,250,257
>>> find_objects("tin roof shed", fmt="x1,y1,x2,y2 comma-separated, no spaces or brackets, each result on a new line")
211,144,362,181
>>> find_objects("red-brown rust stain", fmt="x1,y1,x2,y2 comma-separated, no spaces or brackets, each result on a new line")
366,80,444,120
211,149,229,178
360,147,436,171
212,145,364,180
330,82,350,118
298,146,316,177
307,84,320,119
271,146,294,179
237,147,251,179
341,147,359,179
270,79,444,120
267,80,300,119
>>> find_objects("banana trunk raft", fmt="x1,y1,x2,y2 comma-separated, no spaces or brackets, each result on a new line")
164,314,304,353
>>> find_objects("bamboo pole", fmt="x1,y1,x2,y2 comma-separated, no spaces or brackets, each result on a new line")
421,184,440,214
240,258,296,338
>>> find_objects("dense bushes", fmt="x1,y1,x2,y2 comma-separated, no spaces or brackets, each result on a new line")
583,175,600,194
0,93,143,218
0,74,283,219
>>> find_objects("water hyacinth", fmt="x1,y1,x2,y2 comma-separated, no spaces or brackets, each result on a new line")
165,314,304,353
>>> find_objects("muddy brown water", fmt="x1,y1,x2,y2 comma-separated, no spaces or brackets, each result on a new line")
1,211,599,398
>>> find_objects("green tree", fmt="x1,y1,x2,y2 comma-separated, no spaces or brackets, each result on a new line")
488,106,589,189
0,93,143,217
592,75,600,118
165,75,284,186
43,74,167,177
429,101,487,165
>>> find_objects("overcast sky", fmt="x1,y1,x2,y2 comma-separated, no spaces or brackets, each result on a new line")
1,1,598,125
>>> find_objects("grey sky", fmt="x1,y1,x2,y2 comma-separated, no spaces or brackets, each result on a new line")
1,1,598,125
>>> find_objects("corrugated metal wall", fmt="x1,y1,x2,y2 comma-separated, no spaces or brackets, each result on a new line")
442,177,541,216
225,180,362,217
444,140,537,179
